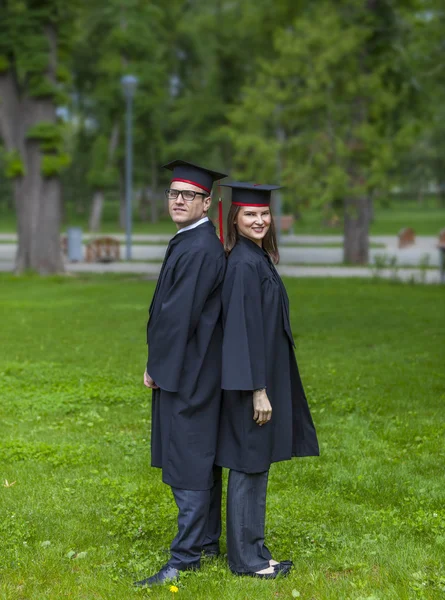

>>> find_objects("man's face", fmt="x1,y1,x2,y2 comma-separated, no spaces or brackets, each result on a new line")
167,181,211,229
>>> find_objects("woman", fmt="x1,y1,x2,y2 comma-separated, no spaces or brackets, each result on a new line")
215,182,319,579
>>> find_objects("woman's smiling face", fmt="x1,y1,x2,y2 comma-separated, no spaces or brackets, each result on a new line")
235,206,271,246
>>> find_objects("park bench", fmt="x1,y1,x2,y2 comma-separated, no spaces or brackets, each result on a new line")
398,227,415,249
85,237,120,263
438,229,445,284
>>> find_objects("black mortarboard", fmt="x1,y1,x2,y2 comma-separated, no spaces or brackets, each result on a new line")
162,160,227,194
220,182,281,206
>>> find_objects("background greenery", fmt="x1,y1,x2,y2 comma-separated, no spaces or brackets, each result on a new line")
1,274,444,599
0,199,443,237
1,0,445,235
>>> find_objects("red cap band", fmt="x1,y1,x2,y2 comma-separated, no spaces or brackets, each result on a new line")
232,202,270,207
171,178,211,194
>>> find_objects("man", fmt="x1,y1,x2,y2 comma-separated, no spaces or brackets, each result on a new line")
135,160,227,587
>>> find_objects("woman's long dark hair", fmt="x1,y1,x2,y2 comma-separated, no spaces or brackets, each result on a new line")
224,205,280,264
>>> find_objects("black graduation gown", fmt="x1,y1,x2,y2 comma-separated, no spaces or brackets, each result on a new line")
147,221,226,490
215,236,319,474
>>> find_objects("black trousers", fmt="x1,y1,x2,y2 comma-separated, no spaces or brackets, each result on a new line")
168,466,222,570
226,469,272,573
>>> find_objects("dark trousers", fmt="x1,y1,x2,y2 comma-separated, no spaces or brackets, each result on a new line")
169,466,222,570
226,469,272,573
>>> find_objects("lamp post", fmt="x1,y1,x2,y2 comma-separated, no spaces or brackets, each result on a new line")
121,74,138,260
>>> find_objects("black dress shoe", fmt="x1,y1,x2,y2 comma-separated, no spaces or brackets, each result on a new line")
134,563,180,587
231,569,276,580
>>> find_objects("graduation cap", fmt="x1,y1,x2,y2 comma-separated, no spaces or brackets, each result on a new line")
163,160,227,195
220,182,281,207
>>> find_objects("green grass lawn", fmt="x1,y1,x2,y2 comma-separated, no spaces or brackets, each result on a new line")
0,275,444,599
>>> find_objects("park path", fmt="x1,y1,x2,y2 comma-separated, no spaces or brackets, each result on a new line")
0,232,439,245
0,235,441,266
0,258,440,283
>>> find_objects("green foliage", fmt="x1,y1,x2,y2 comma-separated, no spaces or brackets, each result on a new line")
2,149,25,179
26,122,62,151
0,1,76,100
55,63,71,84
226,0,421,217
41,152,71,177
27,76,60,100
68,0,172,200
0,0,79,215
86,135,118,189
0,54,9,72
25,122,70,176
1,1,444,226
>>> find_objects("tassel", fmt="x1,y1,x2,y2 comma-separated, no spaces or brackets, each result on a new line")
218,197,224,244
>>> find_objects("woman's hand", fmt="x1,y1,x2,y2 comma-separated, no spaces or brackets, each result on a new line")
144,371,159,389
253,389,272,426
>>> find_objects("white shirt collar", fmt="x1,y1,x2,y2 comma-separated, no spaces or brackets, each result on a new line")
176,216,209,235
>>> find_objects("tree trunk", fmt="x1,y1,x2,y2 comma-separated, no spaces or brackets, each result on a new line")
89,189,105,232
0,54,63,274
14,141,64,274
60,185,66,224
343,195,370,264
88,124,119,231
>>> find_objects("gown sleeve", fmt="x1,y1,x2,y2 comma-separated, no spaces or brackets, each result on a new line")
147,248,223,393
221,261,267,391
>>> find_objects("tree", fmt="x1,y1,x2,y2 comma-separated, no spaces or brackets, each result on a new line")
69,0,172,231
225,0,421,263
164,0,305,167
0,0,76,273
408,2,445,207
67,0,312,229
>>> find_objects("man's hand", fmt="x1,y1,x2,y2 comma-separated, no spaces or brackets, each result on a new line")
253,389,272,426
144,371,159,389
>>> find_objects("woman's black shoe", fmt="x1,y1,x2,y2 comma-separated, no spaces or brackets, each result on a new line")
273,562,292,577
277,560,293,568
231,562,292,579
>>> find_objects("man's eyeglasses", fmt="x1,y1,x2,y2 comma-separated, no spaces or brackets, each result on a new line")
165,189,208,202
